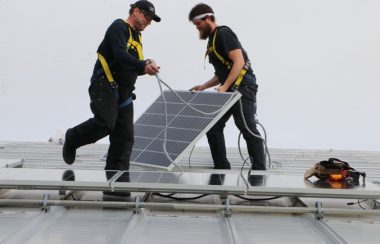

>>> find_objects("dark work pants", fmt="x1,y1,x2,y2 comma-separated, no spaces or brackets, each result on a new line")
206,85,266,170
66,78,134,171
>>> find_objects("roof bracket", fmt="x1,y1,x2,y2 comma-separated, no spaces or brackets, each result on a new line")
41,193,50,213
315,201,324,220
134,195,141,214
223,198,232,218
58,186,67,196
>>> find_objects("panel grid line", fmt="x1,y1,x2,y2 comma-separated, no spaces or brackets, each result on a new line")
134,124,202,133
154,101,225,108
136,113,213,120
131,90,241,169
133,144,190,154
133,91,201,163
134,136,193,144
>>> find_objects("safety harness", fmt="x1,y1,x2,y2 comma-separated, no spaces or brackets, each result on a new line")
205,27,250,90
97,23,144,108
304,158,366,183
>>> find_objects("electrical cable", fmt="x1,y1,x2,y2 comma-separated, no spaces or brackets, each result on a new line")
188,145,195,169
347,199,377,210
239,156,251,190
155,75,236,116
233,195,281,201
155,74,239,173
155,74,272,185
237,132,251,168
358,199,366,210
237,99,272,170
156,74,184,173
154,74,273,201
153,192,209,201
257,121,268,142
257,121,268,163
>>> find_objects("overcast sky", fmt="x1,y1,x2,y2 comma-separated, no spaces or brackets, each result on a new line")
0,0,379,151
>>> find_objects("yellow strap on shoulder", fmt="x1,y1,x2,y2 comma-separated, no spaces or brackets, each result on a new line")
97,23,144,84
127,27,144,60
206,28,249,89
97,52,115,83
206,29,232,69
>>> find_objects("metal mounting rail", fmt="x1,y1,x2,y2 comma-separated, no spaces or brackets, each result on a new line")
0,168,379,200
0,199,380,216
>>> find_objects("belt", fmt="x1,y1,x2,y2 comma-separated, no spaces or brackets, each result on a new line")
119,96,133,109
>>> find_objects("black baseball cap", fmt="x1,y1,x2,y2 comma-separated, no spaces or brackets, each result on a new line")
131,0,161,22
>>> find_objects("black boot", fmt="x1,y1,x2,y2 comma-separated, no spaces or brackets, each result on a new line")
62,129,77,165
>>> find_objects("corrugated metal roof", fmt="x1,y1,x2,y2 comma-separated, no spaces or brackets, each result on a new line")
0,141,379,243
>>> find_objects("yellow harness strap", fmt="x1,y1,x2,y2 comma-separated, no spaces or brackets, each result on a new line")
234,66,247,88
206,29,232,69
127,27,144,61
206,28,249,89
97,52,115,83
97,24,144,83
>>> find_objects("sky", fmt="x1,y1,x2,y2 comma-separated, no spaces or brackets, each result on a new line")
0,0,379,151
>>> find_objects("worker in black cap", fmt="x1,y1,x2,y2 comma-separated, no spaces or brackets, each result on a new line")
63,1,161,196
189,3,266,171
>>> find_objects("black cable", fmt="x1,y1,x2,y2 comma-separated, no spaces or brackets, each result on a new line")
358,199,367,210
63,191,76,200
347,199,376,209
358,199,377,210
153,193,209,201
233,195,281,201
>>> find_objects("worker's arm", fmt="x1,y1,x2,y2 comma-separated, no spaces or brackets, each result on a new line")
190,75,220,91
216,48,244,93
107,20,146,73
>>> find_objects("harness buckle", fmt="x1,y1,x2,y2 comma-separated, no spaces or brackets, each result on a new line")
230,84,239,91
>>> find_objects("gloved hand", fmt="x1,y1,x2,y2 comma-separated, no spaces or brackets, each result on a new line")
144,59,160,75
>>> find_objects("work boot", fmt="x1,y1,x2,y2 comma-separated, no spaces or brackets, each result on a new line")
62,129,76,165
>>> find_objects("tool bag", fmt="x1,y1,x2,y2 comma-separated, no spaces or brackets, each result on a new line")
304,158,366,182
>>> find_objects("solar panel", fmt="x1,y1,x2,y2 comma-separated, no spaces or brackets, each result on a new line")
130,90,242,170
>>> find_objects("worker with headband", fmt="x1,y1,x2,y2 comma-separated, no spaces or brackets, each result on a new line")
189,3,266,170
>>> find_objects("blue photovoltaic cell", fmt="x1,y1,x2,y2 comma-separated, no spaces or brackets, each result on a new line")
130,90,241,170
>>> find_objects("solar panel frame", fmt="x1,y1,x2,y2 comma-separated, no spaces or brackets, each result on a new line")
0,168,379,199
130,90,242,170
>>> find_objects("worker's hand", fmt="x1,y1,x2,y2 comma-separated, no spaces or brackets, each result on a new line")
144,59,160,75
215,84,228,93
189,84,206,91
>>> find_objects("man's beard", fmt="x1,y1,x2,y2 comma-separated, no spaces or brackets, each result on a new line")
199,25,212,40
134,19,147,32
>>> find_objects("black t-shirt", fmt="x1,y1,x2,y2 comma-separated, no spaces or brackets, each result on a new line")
207,26,255,87
92,19,145,101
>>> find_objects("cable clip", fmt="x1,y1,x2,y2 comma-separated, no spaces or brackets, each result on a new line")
230,84,239,91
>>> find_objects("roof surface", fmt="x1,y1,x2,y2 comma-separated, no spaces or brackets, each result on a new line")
0,141,379,244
